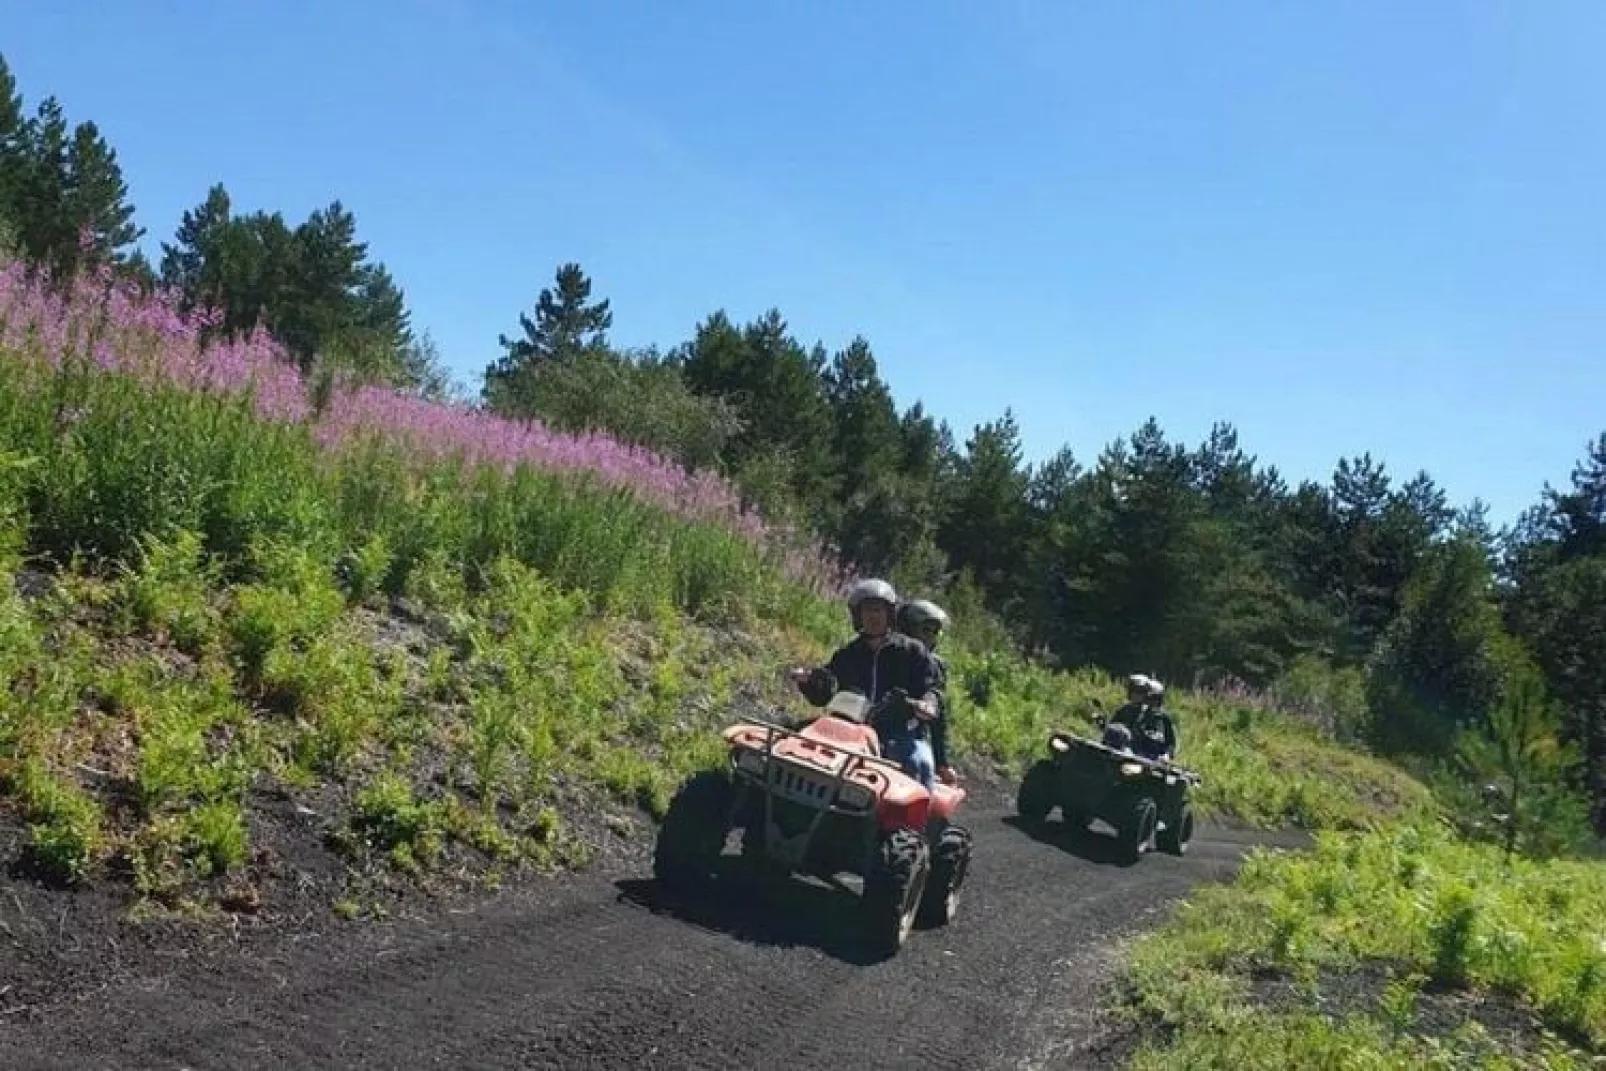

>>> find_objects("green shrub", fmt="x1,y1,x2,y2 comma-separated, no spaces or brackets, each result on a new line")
1125,821,1606,1067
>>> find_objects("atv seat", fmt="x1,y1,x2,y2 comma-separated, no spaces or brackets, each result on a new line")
802,714,881,756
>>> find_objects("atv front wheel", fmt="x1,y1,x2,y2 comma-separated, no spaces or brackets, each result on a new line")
653,769,735,889
1157,802,1194,856
862,828,931,955
917,824,973,929
1116,794,1158,865
1016,759,1059,825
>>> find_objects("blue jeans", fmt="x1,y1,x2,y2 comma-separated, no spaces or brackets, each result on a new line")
882,733,936,790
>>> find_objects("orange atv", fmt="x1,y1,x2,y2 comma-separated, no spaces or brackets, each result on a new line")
652,683,971,955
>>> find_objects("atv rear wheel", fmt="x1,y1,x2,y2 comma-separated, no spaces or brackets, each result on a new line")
653,769,735,889
1116,794,1158,865
862,828,930,955
1157,802,1194,856
1016,759,1059,825
917,824,973,929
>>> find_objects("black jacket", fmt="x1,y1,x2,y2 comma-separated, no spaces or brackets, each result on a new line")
1111,701,1177,760
799,632,940,743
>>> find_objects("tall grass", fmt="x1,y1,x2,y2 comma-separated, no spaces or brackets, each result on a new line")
0,251,853,896
0,254,844,618
1123,821,1606,1068
948,647,1437,832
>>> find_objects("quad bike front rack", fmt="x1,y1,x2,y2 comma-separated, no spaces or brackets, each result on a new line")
1051,730,1203,787
732,717,906,871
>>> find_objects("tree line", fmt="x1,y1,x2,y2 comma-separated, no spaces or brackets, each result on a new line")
2,53,1602,852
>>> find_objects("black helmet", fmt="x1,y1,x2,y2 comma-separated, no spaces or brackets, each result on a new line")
898,598,949,645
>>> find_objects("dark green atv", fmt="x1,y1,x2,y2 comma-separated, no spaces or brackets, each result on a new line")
1015,703,1201,864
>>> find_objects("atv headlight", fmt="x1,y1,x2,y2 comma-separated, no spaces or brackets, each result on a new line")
838,782,874,810
1119,762,1144,778
1049,736,1070,753
735,748,766,776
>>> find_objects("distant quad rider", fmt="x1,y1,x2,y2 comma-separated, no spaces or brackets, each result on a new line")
1107,674,1152,733
897,597,958,787
790,578,943,790
1106,674,1177,763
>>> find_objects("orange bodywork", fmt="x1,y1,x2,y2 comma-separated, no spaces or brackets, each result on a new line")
723,717,967,832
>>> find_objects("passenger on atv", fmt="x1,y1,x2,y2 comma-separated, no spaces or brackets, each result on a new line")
897,597,958,787
790,578,944,789
1106,673,1178,763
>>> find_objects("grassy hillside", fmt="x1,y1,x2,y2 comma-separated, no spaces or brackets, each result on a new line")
1118,822,1606,1068
950,651,1434,833
0,257,838,913
9,250,1596,1069
0,543,824,914
0,254,1436,927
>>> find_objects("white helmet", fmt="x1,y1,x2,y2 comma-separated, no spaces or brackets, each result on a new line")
1125,673,1153,695
847,578,898,631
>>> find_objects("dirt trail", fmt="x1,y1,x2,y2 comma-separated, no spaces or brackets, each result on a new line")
0,787,1305,1070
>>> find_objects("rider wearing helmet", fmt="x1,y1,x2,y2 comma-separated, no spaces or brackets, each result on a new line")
1111,674,1153,725
791,578,943,789
1109,674,1177,762
897,598,957,786
1101,674,1150,752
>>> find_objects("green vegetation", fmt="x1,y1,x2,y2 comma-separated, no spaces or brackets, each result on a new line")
1110,588,1604,1067
3,45,1606,1068
6,49,1604,847
949,651,1434,832
1122,822,1606,1068
0,336,1430,914
0,500,818,903
0,294,840,903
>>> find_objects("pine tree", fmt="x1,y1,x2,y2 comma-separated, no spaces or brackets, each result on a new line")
1365,534,1509,756
1457,650,1587,860
159,183,233,313
484,262,614,413
0,77,142,282
7,96,70,274
1504,430,1606,830
673,308,837,524
1547,432,1606,561
63,118,143,270
156,189,414,383
823,336,903,567
0,55,24,234
937,410,1032,622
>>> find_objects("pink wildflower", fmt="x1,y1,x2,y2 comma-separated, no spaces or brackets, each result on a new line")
0,252,843,591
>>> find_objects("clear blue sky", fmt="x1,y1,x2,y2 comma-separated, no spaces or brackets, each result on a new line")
6,0,1603,527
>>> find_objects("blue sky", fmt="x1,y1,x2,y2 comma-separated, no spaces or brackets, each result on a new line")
5,1,1602,526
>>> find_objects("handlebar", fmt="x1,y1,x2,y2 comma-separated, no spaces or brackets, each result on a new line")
787,669,935,721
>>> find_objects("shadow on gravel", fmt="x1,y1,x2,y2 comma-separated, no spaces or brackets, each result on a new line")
1000,813,1153,867
613,868,899,968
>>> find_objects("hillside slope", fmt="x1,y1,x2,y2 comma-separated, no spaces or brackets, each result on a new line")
0,254,1431,913
0,523,1428,929
0,255,1474,1070
1117,822,1606,1068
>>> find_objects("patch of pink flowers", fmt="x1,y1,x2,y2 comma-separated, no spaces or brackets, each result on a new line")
0,254,850,595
